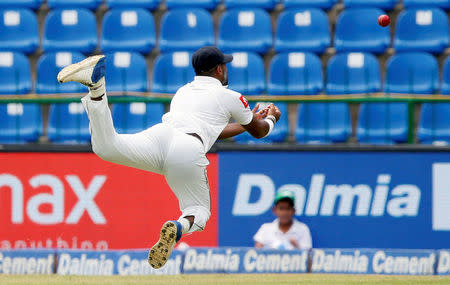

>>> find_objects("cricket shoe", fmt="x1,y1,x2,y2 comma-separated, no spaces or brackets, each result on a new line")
57,55,106,97
148,220,182,269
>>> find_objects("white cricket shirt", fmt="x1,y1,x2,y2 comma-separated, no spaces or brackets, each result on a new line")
162,76,253,152
253,219,313,250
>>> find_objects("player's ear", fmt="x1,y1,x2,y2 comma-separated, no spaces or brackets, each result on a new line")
216,64,223,75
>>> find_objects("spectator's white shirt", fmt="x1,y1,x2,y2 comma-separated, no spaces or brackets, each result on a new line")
253,219,312,250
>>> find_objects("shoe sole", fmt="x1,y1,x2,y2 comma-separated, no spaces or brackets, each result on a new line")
148,221,178,269
57,55,105,84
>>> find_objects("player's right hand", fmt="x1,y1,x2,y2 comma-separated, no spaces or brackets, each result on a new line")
267,104,281,122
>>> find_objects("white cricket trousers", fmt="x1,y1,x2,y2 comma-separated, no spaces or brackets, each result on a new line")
81,94,211,233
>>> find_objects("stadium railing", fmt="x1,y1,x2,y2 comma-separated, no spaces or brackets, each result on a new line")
1,92,450,144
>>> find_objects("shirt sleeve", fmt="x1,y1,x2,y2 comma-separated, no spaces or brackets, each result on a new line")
253,224,267,245
223,90,253,125
298,225,313,250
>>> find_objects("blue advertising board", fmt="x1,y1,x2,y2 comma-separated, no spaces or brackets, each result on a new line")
183,247,308,274
437,250,450,275
218,152,450,249
0,250,55,274
311,249,436,275
0,248,445,276
56,250,183,275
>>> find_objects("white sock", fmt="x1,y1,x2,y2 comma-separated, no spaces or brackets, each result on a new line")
178,218,191,234
89,77,106,99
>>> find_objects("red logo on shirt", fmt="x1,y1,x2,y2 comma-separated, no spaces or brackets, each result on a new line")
239,95,249,108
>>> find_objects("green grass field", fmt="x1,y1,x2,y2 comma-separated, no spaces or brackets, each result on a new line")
0,274,449,285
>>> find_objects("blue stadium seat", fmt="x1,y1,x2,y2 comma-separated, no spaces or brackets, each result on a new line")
218,8,272,54
35,52,90,144
0,9,38,54
103,51,163,134
0,52,32,94
106,0,160,9
394,8,449,53
227,52,265,95
152,52,194,94
159,8,214,52
358,53,439,144
47,0,102,9
0,52,42,143
43,8,97,53
113,103,165,134
267,52,349,144
47,102,90,143
0,103,42,143
101,9,156,54
327,53,382,144
36,52,87,94
224,0,278,10
404,0,450,9
295,51,357,143
166,0,220,10
357,103,408,144
296,102,351,144
275,8,330,53
385,52,439,94
268,52,323,95
417,55,449,145
335,8,390,53
443,57,450,95
418,103,450,145
343,0,397,9
105,52,148,93
326,53,381,94
283,0,338,9
0,0,42,9
234,102,289,143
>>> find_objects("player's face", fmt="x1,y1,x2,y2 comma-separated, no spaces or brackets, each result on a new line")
217,64,228,86
222,64,229,86
273,201,295,225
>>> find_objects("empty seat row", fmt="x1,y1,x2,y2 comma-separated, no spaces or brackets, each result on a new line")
0,51,165,143
2,7,449,55
126,7,450,54
268,52,449,95
2,51,450,96
0,0,213,10
242,52,450,145
344,0,450,9
3,0,450,10
0,0,339,10
0,101,165,143
1,51,450,145
188,51,450,144
2,98,447,145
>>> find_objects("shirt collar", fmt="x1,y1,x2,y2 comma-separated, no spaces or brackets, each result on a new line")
273,218,297,233
194,76,224,87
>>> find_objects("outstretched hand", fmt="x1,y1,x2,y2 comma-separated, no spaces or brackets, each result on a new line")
267,104,281,122
252,103,270,120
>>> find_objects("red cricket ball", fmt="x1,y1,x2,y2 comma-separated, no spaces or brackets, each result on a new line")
378,14,390,27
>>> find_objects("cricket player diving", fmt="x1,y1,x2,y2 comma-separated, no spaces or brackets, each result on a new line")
57,46,282,269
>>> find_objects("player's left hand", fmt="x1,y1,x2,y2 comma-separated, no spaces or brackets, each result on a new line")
289,238,300,249
252,103,269,120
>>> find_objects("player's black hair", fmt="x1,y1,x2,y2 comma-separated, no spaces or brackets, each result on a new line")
274,197,295,208
195,64,220,76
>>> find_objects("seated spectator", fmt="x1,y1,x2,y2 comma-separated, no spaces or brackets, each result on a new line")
254,189,312,250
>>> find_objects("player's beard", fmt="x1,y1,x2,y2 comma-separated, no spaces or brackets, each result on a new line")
222,70,228,86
